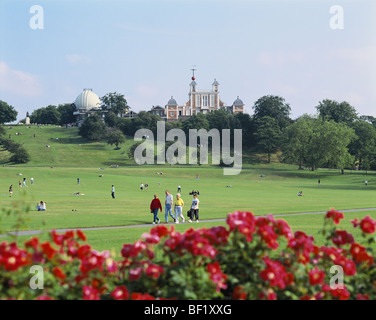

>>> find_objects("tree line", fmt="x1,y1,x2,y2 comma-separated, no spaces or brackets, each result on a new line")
78,94,376,171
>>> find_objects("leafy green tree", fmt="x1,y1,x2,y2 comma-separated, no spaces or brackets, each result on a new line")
305,120,355,172
254,116,281,163
0,100,18,124
30,105,61,125
252,95,291,130
182,113,210,136
106,127,125,149
348,120,376,170
9,146,30,164
57,103,76,125
316,99,358,125
101,92,130,116
78,114,106,141
281,115,314,170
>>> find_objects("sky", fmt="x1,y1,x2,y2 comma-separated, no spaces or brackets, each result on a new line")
0,0,375,121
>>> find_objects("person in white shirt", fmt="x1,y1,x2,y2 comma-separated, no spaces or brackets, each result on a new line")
140,183,144,190
189,193,200,223
165,190,175,223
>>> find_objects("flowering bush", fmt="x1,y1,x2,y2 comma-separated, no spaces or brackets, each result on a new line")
0,208,375,300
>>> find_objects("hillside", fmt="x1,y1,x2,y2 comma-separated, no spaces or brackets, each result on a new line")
0,125,135,167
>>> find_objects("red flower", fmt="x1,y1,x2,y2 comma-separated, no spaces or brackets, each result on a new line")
259,288,277,300
131,292,156,300
325,208,344,225
145,264,164,279
111,286,129,300
233,286,247,300
308,267,325,286
36,295,53,300
41,242,56,260
129,267,143,281
150,225,169,238
207,262,228,292
76,230,87,241
260,257,293,289
332,230,354,247
52,267,66,280
360,216,376,234
24,237,39,249
51,231,64,246
356,294,370,300
227,211,256,242
83,285,100,300
350,243,373,264
351,218,360,228
330,286,350,300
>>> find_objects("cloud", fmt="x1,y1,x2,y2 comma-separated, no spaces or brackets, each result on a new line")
0,61,42,97
65,54,92,64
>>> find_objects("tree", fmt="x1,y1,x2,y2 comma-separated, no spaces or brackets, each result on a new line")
254,116,281,163
100,92,130,117
305,120,355,172
0,100,18,124
9,146,30,164
348,120,376,170
281,115,314,170
105,127,125,149
281,117,356,172
78,114,106,141
252,95,291,130
57,103,76,125
30,105,61,125
316,99,358,125
182,113,210,136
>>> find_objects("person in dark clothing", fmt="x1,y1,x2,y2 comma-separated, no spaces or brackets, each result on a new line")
150,194,162,224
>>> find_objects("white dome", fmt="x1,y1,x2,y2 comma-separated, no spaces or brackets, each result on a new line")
75,89,100,110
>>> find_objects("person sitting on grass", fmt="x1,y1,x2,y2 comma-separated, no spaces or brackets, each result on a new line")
37,201,46,211
298,191,304,196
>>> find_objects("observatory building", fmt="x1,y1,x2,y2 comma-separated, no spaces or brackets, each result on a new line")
73,88,101,126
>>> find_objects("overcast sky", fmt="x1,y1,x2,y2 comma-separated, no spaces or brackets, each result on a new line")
0,0,375,121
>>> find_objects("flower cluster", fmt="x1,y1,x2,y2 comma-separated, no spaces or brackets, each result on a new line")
0,209,375,300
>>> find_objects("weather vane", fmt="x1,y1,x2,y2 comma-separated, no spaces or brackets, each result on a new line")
190,65,197,80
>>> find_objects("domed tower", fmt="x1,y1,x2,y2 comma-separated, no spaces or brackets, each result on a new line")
73,88,101,126
232,96,245,114
212,79,219,93
165,96,179,120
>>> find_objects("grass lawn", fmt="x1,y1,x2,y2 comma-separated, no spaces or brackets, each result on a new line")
0,124,375,253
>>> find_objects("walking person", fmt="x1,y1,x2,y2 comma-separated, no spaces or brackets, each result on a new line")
111,185,115,199
31,177,34,185
177,185,182,193
140,183,144,191
165,190,176,223
318,179,320,186
9,185,13,197
77,177,80,185
18,180,22,188
365,180,368,186
150,194,162,224
189,193,200,223
23,177,28,188
174,193,185,224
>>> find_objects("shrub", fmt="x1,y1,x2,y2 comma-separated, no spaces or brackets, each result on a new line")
9,146,30,164
0,209,375,300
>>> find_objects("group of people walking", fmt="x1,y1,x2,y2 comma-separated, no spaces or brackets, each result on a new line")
150,190,200,224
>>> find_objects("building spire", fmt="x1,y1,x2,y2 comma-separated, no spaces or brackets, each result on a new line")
190,65,197,81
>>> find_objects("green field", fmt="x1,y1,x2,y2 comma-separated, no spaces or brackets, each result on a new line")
1,125,375,254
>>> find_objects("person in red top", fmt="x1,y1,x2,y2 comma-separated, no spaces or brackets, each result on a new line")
150,194,162,224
